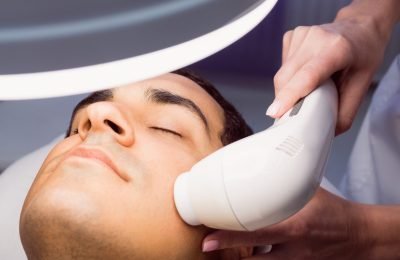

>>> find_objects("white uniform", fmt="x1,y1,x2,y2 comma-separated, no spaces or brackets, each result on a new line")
341,55,400,204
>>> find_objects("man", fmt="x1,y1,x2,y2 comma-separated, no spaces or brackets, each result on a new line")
19,70,254,259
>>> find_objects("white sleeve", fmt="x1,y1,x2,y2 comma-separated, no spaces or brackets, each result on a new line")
341,54,400,204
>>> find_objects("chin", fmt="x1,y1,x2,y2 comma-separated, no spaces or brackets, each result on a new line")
19,187,131,260
21,187,99,237
29,161,126,226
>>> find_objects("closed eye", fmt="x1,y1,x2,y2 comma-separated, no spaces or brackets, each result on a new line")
150,127,182,138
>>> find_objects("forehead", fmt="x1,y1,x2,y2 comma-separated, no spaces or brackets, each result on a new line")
115,73,218,107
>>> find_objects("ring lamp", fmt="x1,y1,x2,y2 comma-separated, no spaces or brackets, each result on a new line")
0,0,278,100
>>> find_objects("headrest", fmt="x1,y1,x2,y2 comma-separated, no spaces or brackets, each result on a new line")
0,135,63,259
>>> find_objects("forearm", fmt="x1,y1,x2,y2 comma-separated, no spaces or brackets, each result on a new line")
355,204,400,259
335,0,400,41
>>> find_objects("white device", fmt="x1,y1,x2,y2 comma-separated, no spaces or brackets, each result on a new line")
174,80,338,231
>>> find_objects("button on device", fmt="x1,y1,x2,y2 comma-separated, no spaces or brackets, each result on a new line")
272,97,305,127
290,98,305,117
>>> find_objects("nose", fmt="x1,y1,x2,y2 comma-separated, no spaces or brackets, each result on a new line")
78,101,134,146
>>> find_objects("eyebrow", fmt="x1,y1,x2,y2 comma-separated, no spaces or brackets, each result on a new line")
145,88,210,132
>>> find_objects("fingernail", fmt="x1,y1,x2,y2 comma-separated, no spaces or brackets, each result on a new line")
202,240,219,252
266,99,281,117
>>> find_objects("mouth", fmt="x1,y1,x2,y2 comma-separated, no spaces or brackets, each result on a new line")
66,147,128,182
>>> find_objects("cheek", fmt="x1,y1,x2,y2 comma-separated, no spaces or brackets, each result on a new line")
134,148,189,228
138,136,198,174
42,135,81,166
122,170,206,258
23,137,81,209
134,142,194,225
121,141,206,256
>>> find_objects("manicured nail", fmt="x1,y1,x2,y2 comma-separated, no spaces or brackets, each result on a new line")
202,240,219,252
266,99,281,117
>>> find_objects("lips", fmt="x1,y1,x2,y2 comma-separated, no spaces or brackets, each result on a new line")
67,147,128,181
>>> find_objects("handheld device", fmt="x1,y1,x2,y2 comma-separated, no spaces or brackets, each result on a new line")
174,80,338,231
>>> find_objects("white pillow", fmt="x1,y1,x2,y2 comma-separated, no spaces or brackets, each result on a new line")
0,135,63,260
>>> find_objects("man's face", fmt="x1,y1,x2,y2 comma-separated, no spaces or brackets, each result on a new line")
20,73,225,259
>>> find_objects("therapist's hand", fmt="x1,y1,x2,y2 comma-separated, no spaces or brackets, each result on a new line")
202,188,370,259
267,1,399,135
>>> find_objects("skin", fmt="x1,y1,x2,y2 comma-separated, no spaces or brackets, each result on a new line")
205,0,400,259
20,73,251,259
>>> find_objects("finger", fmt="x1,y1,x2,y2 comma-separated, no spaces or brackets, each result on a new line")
276,26,322,93
275,27,311,93
286,26,310,62
243,244,287,260
282,26,309,64
268,52,349,118
281,30,293,64
243,253,284,260
243,254,278,260
335,70,372,135
202,225,291,251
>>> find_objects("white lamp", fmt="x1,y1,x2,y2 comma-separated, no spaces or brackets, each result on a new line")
0,0,278,100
